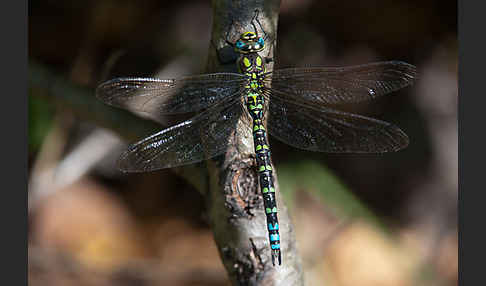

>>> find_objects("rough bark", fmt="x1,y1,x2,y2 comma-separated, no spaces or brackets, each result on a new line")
204,1,304,285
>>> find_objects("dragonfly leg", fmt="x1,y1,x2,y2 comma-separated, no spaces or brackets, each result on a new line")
250,10,261,38
251,9,269,41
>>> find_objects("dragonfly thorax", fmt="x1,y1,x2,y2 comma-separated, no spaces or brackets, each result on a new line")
238,53,266,81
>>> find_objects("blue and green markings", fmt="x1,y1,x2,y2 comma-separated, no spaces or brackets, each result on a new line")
97,20,416,267
235,32,282,265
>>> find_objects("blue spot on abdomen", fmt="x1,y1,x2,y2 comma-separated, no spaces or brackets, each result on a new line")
268,223,279,230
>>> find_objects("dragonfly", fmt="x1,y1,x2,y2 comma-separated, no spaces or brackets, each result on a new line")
96,21,416,266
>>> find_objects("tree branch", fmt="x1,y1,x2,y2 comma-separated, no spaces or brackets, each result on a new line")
205,1,304,284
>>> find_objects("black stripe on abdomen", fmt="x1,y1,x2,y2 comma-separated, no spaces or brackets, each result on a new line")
252,118,281,266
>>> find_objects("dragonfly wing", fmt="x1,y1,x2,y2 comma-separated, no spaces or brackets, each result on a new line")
266,96,409,153
266,61,417,105
118,99,246,172
96,73,246,122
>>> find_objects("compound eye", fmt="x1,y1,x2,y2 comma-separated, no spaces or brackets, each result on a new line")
258,37,265,46
236,41,245,49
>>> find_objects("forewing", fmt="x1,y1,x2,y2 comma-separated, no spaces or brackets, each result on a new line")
96,73,246,122
267,96,409,153
266,61,417,105
118,99,246,172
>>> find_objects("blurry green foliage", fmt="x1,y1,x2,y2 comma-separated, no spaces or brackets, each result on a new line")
277,160,380,224
28,95,54,153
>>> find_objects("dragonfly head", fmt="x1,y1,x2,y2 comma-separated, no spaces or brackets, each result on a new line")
234,31,265,54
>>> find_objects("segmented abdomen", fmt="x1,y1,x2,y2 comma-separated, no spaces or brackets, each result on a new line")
247,91,282,266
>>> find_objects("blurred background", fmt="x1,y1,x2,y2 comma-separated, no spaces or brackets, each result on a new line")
28,0,457,285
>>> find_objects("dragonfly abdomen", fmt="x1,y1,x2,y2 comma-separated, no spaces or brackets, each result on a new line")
246,90,281,266
240,47,281,265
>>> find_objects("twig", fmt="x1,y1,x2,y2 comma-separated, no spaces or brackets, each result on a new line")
205,1,304,284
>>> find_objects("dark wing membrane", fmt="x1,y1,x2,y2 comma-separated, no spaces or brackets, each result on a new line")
267,96,409,153
266,61,417,105
118,99,246,172
96,73,246,121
